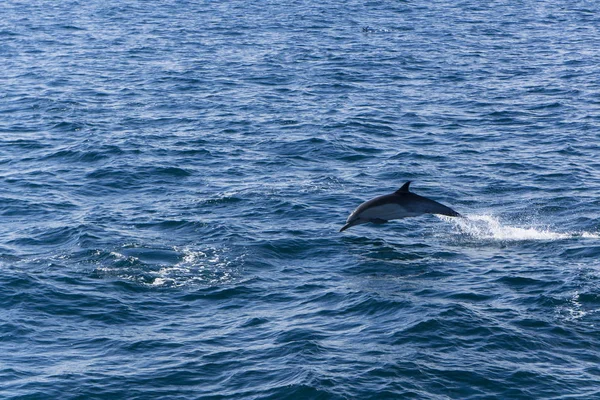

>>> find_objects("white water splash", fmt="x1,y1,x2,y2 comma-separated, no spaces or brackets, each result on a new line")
149,246,236,287
95,246,240,287
438,214,600,241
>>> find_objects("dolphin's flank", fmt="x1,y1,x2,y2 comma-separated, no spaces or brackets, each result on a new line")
340,181,461,232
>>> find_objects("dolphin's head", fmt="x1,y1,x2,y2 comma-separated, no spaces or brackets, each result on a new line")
339,217,367,232
340,198,386,232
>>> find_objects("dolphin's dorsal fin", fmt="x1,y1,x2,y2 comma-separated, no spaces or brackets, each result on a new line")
395,181,411,194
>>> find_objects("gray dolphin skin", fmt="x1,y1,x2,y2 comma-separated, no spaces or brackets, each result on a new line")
340,181,461,232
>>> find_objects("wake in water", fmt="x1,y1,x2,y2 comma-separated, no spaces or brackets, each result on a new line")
438,214,600,241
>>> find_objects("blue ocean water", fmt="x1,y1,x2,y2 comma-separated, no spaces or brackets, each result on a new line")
2,0,600,398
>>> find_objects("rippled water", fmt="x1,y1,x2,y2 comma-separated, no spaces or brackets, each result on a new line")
2,1,600,399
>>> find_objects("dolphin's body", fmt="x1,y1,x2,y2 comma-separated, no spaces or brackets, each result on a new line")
340,181,461,232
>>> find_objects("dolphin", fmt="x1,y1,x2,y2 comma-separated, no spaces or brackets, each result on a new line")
340,181,461,232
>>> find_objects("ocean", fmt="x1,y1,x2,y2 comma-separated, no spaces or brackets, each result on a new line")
1,0,600,398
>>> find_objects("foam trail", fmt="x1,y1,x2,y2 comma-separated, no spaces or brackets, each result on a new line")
438,214,600,241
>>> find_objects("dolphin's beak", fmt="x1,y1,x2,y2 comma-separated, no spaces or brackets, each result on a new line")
340,219,359,232
340,223,352,232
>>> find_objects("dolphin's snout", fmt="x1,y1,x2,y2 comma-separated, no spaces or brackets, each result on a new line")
339,220,355,232
340,217,360,232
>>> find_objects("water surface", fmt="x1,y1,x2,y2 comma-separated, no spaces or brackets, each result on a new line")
2,1,600,399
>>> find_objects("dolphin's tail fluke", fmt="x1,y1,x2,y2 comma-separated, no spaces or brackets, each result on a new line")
417,196,462,218
433,207,462,219
442,208,462,218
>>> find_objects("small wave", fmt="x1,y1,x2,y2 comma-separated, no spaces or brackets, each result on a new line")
92,245,241,288
556,290,600,323
438,214,600,241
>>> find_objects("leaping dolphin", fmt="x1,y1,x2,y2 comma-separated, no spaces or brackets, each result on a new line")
340,181,461,232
